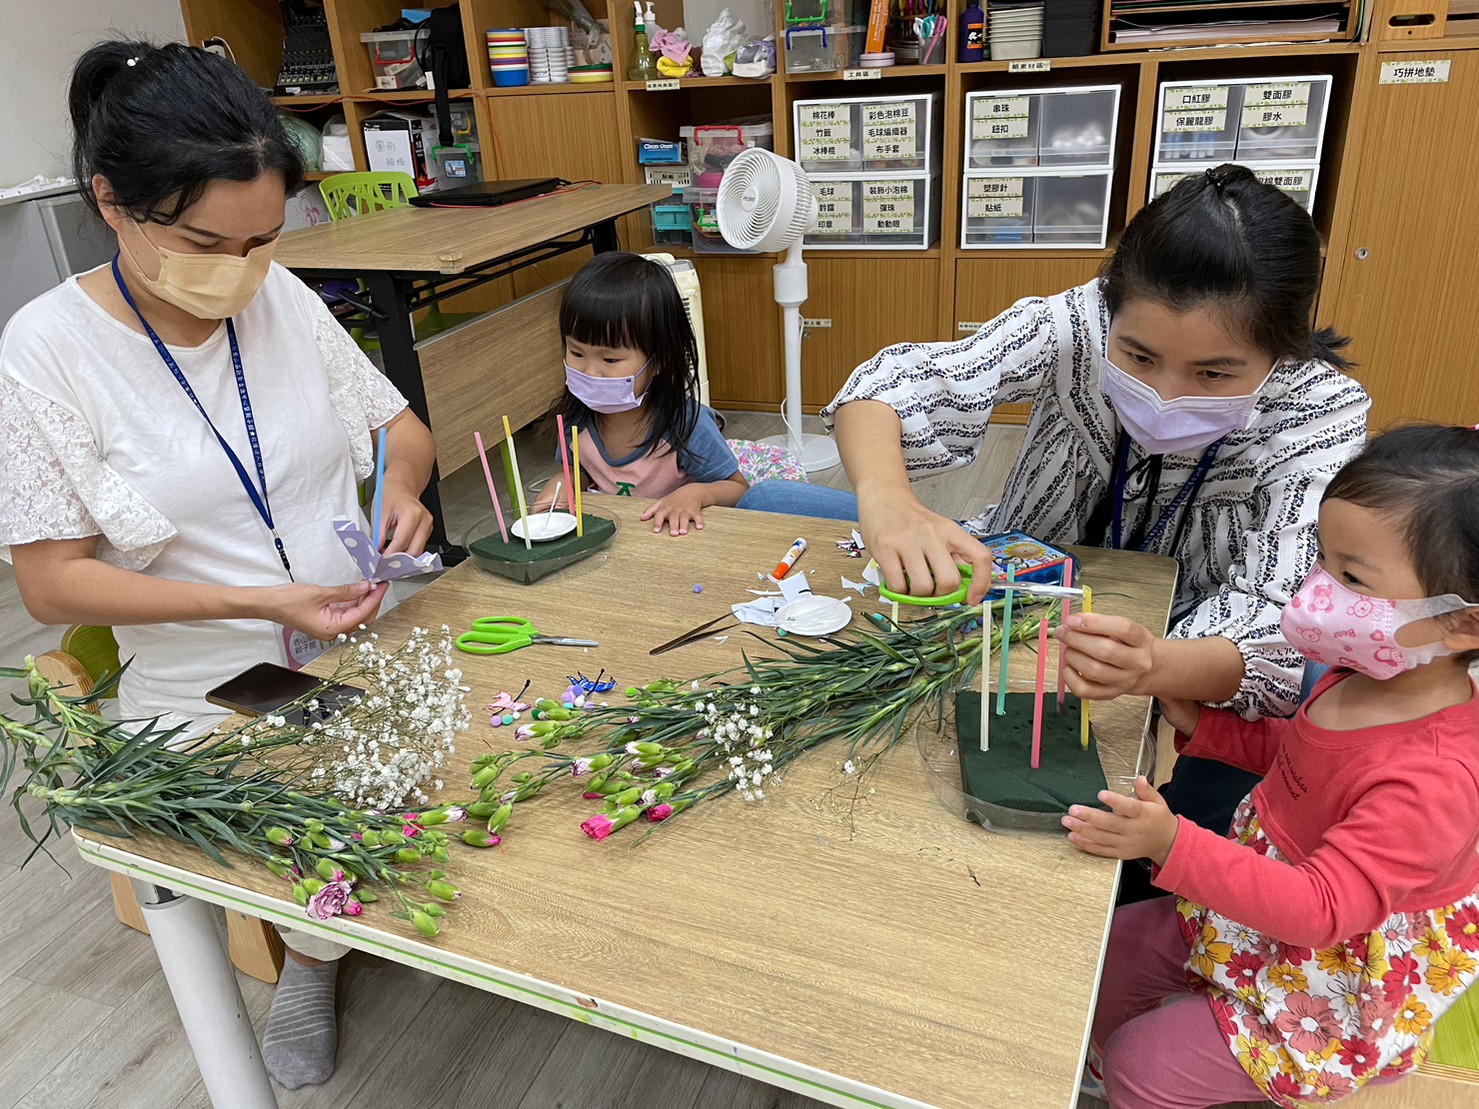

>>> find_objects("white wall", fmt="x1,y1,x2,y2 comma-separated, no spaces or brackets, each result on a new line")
3,1,187,185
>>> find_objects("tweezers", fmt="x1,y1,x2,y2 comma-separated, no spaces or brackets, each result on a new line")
650,614,738,655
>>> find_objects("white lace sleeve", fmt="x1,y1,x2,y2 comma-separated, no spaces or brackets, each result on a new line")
0,376,174,569
313,308,410,484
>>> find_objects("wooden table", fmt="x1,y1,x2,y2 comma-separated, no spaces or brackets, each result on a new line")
74,499,1177,1109
275,183,670,556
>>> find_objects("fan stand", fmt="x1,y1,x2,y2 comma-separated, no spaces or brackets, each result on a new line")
764,243,842,472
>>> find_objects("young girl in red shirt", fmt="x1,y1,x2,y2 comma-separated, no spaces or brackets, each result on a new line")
1065,424,1479,1107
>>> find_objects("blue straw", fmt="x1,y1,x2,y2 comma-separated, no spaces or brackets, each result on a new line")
996,565,1016,716
372,426,388,551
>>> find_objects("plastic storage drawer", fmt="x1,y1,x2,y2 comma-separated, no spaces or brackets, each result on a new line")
1150,166,1319,213
804,174,941,249
966,85,1120,169
961,171,1110,249
1235,78,1331,162
1156,75,1332,164
794,92,942,174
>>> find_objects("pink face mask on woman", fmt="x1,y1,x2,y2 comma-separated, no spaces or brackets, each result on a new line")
1280,564,1473,680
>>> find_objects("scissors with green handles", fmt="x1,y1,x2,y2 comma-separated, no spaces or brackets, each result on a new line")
879,564,1085,607
455,616,599,656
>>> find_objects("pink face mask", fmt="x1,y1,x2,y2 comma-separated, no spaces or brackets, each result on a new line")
1281,564,1473,680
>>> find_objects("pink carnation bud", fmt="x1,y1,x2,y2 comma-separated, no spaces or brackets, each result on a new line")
581,814,615,841
343,899,364,916
647,803,675,822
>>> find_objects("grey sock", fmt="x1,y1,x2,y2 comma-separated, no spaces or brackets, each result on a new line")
262,958,339,1089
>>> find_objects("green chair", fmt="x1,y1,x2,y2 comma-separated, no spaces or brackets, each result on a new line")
318,171,473,348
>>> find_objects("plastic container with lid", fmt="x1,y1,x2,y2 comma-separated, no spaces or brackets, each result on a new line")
360,30,426,91
679,119,775,177
784,25,866,73
687,186,759,253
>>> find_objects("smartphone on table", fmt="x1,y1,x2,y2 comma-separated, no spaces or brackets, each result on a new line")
206,662,363,726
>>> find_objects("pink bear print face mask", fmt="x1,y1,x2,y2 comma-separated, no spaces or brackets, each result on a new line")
1281,565,1474,680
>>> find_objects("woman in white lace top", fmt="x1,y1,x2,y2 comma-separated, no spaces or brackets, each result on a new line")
0,41,437,1090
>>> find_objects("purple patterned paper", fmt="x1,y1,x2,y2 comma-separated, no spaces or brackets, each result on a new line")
333,518,443,583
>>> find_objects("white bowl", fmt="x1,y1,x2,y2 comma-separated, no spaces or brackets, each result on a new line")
777,596,853,637
512,512,578,542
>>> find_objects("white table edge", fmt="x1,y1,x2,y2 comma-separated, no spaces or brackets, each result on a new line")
73,832,945,1109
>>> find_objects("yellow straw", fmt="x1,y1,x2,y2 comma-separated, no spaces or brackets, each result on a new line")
502,415,532,551
1080,584,1094,750
572,428,584,537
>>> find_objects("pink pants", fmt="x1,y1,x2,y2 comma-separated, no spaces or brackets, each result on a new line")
1091,897,1265,1109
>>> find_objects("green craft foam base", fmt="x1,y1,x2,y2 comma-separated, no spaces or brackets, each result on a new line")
468,513,617,583
949,690,1110,832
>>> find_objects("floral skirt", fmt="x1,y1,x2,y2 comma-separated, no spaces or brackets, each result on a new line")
1177,797,1479,1106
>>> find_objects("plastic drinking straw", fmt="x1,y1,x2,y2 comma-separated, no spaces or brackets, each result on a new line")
371,426,387,551
502,415,532,551
545,482,563,528
979,600,991,752
555,414,576,513
572,429,584,536
472,432,509,544
1057,561,1074,713
996,565,1016,716
1081,584,1094,750
1031,611,1050,770
891,599,900,626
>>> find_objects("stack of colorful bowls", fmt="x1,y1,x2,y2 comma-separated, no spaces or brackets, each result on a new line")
486,29,530,87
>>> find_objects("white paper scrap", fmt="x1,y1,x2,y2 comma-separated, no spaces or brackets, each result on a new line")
842,576,871,596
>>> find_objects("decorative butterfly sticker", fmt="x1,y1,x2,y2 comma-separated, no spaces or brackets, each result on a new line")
333,518,443,583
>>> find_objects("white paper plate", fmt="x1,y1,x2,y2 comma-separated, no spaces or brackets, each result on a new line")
512,512,578,542
777,596,853,637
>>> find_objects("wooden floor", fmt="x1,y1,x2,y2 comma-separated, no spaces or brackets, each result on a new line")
3,412,1473,1108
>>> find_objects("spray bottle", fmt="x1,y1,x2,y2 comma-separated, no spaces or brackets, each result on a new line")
627,0,658,80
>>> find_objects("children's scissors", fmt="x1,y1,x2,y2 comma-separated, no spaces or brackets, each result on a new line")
455,617,599,655
878,564,1085,607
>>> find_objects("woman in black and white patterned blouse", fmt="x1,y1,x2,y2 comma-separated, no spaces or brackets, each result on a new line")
740,167,1369,841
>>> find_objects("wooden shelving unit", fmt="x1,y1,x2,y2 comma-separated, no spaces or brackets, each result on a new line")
180,0,1479,431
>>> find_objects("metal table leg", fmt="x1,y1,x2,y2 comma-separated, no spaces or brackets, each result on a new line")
134,882,279,1109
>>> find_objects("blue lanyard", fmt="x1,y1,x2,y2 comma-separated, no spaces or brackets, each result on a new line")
1111,431,1223,554
110,257,292,578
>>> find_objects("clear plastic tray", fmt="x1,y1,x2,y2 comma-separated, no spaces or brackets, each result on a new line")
1156,75,1332,164
803,173,941,250
794,92,941,175
961,171,1110,249
1150,165,1318,213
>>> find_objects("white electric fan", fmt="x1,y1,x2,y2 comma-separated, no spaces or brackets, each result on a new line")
717,147,841,472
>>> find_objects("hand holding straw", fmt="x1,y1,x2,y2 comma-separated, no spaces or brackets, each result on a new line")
371,426,388,551
473,432,509,544
502,415,532,551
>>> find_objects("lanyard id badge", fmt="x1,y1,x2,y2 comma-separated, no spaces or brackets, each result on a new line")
111,256,293,579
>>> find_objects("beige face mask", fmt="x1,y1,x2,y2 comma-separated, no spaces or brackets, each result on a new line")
117,219,275,319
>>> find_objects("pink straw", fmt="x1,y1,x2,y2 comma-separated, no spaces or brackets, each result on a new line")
473,431,510,544
1056,561,1074,713
1032,612,1050,769
556,414,576,514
